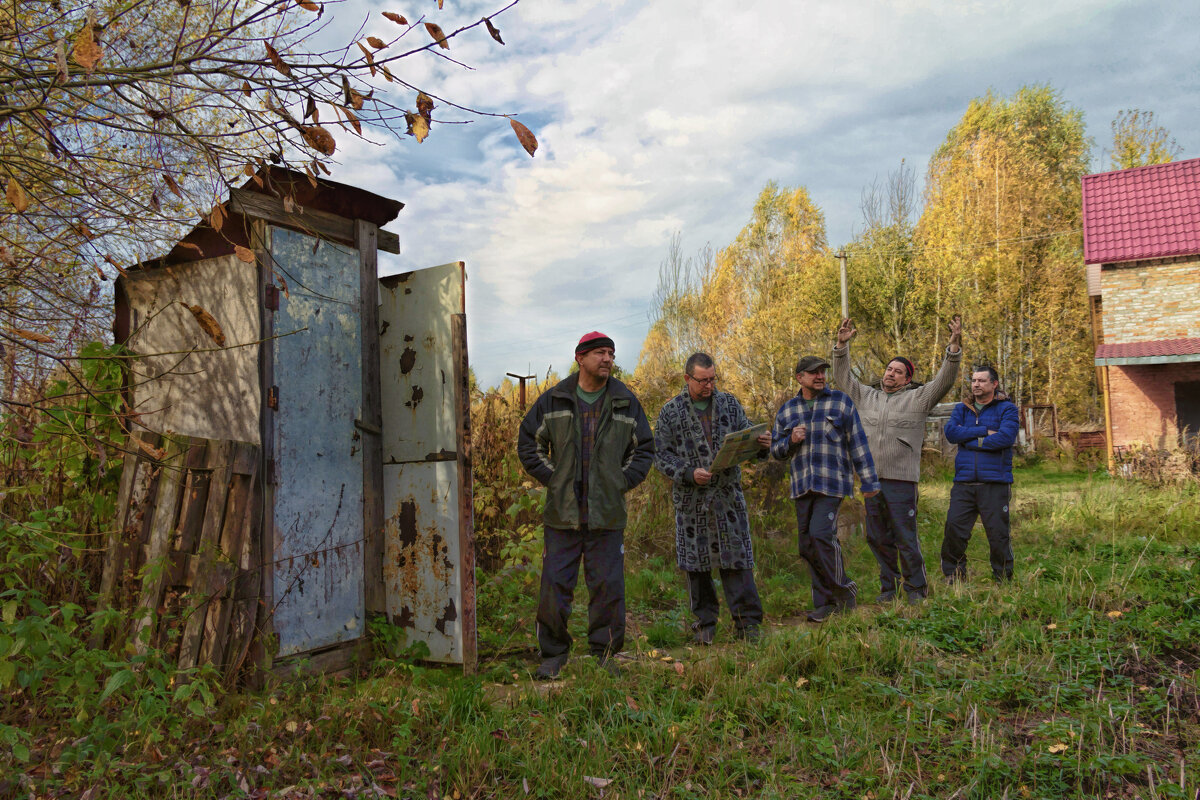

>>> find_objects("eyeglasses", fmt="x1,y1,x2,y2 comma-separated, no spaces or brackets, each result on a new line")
686,375,718,386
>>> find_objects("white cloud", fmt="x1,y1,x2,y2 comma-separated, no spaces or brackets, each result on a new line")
327,0,1200,387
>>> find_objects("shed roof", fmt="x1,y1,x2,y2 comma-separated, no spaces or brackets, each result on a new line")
1081,157,1200,265
131,167,403,270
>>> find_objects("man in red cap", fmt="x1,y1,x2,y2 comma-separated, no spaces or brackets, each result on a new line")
517,331,654,678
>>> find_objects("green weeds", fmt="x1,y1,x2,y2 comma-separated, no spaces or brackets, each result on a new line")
5,380,1200,799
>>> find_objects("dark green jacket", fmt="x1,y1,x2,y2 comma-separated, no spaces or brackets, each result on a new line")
517,374,655,530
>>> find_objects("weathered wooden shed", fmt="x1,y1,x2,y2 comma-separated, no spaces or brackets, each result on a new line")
103,167,476,679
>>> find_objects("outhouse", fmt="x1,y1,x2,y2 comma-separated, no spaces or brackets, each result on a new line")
103,167,476,678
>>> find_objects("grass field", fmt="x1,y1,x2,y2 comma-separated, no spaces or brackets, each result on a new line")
5,463,1200,799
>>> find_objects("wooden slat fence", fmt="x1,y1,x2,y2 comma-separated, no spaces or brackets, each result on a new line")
94,433,261,685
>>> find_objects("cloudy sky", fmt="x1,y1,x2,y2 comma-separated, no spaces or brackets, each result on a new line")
326,0,1200,389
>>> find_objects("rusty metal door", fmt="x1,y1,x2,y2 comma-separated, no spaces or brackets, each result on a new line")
269,228,365,657
378,262,475,668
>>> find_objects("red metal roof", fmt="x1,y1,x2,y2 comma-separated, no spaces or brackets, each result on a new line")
1096,338,1200,359
1081,157,1200,265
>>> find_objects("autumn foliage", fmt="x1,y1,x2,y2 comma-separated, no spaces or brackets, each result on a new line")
638,87,1121,426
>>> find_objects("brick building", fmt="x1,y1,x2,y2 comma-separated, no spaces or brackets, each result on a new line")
1082,157,1200,461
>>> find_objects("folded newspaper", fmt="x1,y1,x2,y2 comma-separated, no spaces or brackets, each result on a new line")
708,423,769,472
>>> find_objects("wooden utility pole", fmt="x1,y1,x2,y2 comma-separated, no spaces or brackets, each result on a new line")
506,373,537,411
836,250,849,320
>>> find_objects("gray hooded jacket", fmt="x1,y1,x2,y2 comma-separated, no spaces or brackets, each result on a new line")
831,344,961,482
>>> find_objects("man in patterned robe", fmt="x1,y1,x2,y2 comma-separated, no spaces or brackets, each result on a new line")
654,352,770,644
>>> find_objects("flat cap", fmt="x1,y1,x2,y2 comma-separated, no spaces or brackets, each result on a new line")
795,355,830,374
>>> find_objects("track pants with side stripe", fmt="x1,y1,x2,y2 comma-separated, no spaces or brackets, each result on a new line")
793,492,857,610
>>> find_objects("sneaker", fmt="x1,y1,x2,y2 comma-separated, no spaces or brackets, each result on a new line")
806,604,836,623
875,591,897,603
691,626,715,646
738,626,763,643
534,653,568,680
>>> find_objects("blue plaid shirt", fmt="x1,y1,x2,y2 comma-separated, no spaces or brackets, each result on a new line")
771,387,880,499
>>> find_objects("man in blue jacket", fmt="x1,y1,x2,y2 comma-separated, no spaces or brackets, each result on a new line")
940,365,1020,581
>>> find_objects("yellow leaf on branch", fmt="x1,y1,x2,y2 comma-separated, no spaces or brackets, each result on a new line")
183,304,226,347
406,113,429,143
8,328,53,344
509,119,538,157
302,126,336,155
6,178,29,212
424,22,449,49
72,23,103,72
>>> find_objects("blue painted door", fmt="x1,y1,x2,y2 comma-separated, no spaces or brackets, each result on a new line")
269,227,364,657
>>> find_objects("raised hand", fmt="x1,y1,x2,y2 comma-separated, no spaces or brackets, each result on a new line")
948,314,962,353
837,318,856,346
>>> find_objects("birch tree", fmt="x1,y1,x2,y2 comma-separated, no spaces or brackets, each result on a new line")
917,86,1094,416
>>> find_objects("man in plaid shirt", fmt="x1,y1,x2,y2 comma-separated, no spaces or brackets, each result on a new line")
771,355,880,623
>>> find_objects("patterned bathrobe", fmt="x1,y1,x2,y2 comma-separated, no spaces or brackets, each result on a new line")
654,388,763,572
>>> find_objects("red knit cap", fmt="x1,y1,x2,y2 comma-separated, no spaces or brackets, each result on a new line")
575,331,615,355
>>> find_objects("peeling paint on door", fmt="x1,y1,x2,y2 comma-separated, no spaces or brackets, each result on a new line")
378,263,474,666
270,227,365,657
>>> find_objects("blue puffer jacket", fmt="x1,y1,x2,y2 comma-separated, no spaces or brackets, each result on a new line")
944,393,1020,483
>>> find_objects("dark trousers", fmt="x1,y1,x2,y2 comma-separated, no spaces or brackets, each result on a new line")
940,482,1013,580
865,479,928,596
686,568,763,634
536,526,625,658
794,492,857,610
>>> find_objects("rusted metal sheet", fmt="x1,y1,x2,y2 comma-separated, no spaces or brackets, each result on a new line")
378,262,475,667
269,227,365,657
382,461,464,662
379,264,463,463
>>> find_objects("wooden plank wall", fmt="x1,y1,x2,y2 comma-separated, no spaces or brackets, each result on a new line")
96,433,261,685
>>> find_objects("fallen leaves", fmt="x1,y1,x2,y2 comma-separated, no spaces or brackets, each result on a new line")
1047,742,1068,754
